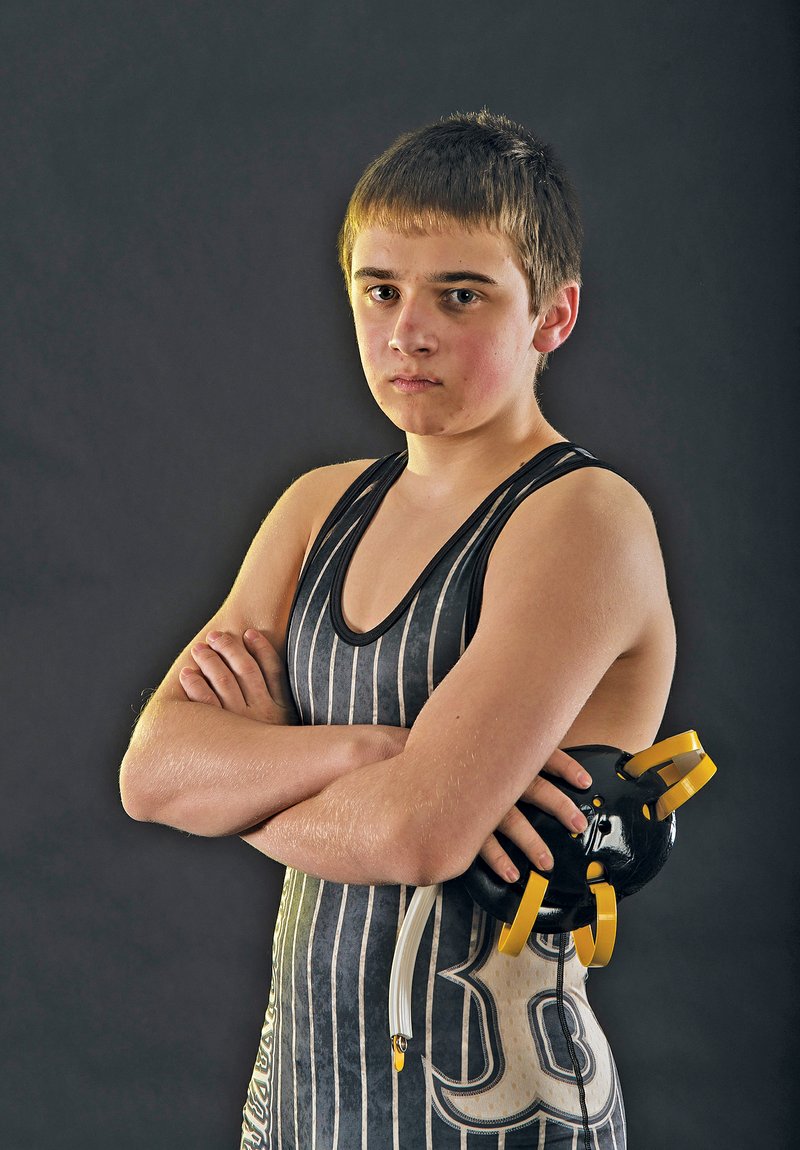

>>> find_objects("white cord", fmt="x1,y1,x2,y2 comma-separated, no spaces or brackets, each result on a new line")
387,884,440,1067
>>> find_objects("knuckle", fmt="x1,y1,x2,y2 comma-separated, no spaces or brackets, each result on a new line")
501,806,525,829
481,841,502,864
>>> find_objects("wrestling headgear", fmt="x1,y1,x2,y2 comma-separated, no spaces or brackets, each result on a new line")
457,730,716,967
388,730,716,1071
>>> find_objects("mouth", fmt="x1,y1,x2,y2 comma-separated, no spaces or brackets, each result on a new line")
389,374,442,392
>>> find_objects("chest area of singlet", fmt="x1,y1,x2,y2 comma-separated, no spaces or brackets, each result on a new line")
286,500,481,729
285,446,605,729
339,494,488,639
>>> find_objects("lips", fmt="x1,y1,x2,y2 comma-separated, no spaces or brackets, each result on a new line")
389,374,442,393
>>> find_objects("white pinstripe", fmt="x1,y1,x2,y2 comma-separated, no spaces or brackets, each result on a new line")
396,589,420,728
331,884,350,1150
290,872,308,1150
305,605,326,727
307,879,325,1150
275,867,298,1150
371,634,383,724
358,885,376,1150
348,644,359,724
327,632,339,723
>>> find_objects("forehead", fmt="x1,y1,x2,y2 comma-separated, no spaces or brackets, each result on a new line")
351,225,526,283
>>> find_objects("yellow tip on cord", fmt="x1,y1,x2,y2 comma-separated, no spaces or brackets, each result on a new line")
392,1035,406,1072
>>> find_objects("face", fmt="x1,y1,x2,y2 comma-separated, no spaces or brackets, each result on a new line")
349,225,542,439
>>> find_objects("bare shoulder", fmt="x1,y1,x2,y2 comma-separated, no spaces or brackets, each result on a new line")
492,463,663,570
289,456,380,503
482,462,671,652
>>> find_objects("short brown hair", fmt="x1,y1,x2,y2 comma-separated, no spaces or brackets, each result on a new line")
338,109,583,377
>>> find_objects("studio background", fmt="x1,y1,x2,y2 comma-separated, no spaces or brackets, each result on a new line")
3,2,798,1147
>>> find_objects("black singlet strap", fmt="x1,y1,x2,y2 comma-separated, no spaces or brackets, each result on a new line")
295,452,402,588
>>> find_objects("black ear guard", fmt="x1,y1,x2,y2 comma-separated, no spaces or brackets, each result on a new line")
456,730,716,966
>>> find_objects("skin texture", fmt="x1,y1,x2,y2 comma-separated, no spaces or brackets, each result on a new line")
152,223,675,886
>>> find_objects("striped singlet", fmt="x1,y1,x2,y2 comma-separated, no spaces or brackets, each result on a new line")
241,441,628,1150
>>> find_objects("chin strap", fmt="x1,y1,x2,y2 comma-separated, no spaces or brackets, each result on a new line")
498,870,550,956
624,729,717,821
572,870,618,967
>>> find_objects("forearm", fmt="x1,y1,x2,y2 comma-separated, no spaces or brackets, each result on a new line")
240,752,444,887
119,698,399,837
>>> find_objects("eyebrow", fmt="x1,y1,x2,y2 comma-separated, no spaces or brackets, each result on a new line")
353,266,499,286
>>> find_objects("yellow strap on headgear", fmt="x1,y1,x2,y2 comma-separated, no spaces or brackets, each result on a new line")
573,877,618,967
498,870,549,956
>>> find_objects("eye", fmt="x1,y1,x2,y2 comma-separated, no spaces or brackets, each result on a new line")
367,285,398,302
446,288,479,306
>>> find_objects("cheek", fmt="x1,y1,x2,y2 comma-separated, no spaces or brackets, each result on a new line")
457,330,520,394
353,315,384,370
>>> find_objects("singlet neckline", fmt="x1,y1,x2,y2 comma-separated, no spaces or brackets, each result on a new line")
329,439,583,646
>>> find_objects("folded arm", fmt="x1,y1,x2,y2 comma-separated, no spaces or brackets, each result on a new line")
119,461,404,835
241,468,670,886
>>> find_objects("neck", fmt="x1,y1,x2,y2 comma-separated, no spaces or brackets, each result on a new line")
400,408,566,504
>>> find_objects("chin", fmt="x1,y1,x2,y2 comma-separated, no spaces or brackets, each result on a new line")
376,402,447,436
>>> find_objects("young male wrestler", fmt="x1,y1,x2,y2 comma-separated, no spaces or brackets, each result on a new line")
120,111,675,1148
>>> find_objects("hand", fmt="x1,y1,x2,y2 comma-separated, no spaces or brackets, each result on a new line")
478,748,592,882
179,629,299,726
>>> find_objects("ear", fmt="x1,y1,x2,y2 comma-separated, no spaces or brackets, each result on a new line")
532,283,580,354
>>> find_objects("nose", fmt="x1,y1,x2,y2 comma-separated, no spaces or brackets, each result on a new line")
388,300,438,356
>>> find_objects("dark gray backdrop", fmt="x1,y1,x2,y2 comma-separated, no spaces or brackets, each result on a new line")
3,2,798,1147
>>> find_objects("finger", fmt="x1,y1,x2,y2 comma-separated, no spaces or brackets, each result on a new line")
478,833,523,884
542,747,592,790
519,775,589,835
242,629,296,712
495,804,555,872
203,631,272,709
190,641,249,711
179,666,222,707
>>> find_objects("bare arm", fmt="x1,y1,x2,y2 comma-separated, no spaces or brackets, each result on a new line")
239,469,670,886
119,460,396,835
123,697,404,836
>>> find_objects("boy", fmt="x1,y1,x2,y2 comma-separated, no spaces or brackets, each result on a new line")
120,110,675,1148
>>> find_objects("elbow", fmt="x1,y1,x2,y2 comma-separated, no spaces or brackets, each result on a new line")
118,701,175,825
119,743,159,823
391,807,474,887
